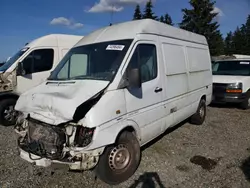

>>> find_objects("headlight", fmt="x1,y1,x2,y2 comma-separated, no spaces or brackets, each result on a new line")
74,126,95,147
226,82,243,93
227,82,242,89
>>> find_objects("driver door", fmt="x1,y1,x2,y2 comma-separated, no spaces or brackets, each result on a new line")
124,41,165,144
16,48,56,94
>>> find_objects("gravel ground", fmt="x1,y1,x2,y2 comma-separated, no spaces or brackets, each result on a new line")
1,105,250,188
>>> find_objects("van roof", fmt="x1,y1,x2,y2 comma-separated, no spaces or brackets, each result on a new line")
26,34,83,48
212,54,250,62
215,58,250,62
75,19,208,47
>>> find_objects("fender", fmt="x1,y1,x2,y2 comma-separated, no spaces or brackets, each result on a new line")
86,118,142,150
123,119,141,142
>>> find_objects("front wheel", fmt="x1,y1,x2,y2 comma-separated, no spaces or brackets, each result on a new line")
0,98,18,126
95,131,141,185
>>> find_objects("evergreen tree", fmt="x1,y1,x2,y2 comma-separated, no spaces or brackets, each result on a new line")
133,4,142,20
159,16,164,23
142,0,158,20
240,24,248,54
224,31,233,55
231,27,245,54
180,0,224,56
221,14,250,55
164,13,173,25
244,15,250,55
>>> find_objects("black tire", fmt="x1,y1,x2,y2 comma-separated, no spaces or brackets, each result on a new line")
190,99,206,125
0,98,18,126
240,93,250,110
95,131,141,185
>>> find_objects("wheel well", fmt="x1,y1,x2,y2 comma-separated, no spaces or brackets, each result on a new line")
0,93,19,102
201,95,206,101
115,126,138,143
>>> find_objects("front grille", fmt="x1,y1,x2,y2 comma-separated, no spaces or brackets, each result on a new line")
213,83,228,94
21,119,66,160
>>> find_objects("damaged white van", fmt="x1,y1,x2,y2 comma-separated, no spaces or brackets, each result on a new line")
14,19,212,185
0,34,83,126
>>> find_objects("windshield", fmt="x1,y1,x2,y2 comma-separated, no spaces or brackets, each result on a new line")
49,39,133,81
212,60,250,76
0,47,29,72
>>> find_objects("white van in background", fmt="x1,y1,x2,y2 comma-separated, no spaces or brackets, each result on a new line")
212,55,250,109
15,19,212,185
0,34,83,126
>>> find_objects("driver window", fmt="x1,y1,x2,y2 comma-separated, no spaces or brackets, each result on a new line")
21,49,54,75
22,55,33,74
127,44,157,83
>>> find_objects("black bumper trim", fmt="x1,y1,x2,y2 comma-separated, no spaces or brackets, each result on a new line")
212,92,247,103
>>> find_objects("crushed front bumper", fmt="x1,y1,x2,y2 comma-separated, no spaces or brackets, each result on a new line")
19,146,104,170
15,117,105,170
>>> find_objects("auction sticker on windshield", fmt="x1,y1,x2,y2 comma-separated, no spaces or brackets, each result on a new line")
106,45,125,51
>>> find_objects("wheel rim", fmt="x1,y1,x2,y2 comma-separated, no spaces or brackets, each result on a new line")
248,98,250,107
109,144,131,170
3,105,18,122
199,105,205,118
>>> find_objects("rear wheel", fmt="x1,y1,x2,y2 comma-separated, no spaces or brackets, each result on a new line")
190,99,206,125
0,98,18,126
95,131,141,185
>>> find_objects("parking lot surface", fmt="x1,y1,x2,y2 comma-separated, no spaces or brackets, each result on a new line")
0,105,250,188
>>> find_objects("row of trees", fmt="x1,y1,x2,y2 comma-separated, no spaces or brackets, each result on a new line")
224,16,250,55
133,3,173,25
132,0,250,56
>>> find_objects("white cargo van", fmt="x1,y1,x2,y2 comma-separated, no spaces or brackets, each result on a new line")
0,34,83,126
14,19,212,185
212,55,250,109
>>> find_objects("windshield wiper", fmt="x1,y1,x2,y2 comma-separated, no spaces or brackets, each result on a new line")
70,76,107,80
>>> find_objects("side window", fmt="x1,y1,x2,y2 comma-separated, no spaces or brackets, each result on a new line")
57,54,88,80
22,54,33,74
70,54,88,78
127,44,157,83
22,49,54,74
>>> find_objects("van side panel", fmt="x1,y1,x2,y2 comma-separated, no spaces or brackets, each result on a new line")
162,42,188,99
159,36,212,129
187,46,212,91
186,46,212,106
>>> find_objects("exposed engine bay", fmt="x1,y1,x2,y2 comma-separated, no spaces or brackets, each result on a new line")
15,115,104,170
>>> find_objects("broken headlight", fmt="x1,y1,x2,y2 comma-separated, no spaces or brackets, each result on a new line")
74,126,95,147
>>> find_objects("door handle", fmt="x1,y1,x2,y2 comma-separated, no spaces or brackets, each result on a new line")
154,87,163,93
170,107,177,113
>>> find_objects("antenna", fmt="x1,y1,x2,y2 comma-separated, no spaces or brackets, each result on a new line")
110,4,114,26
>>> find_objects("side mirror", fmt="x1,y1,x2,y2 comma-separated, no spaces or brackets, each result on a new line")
16,62,26,76
127,68,141,88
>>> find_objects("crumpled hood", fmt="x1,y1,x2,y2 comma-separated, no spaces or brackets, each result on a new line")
213,75,249,84
15,80,109,125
